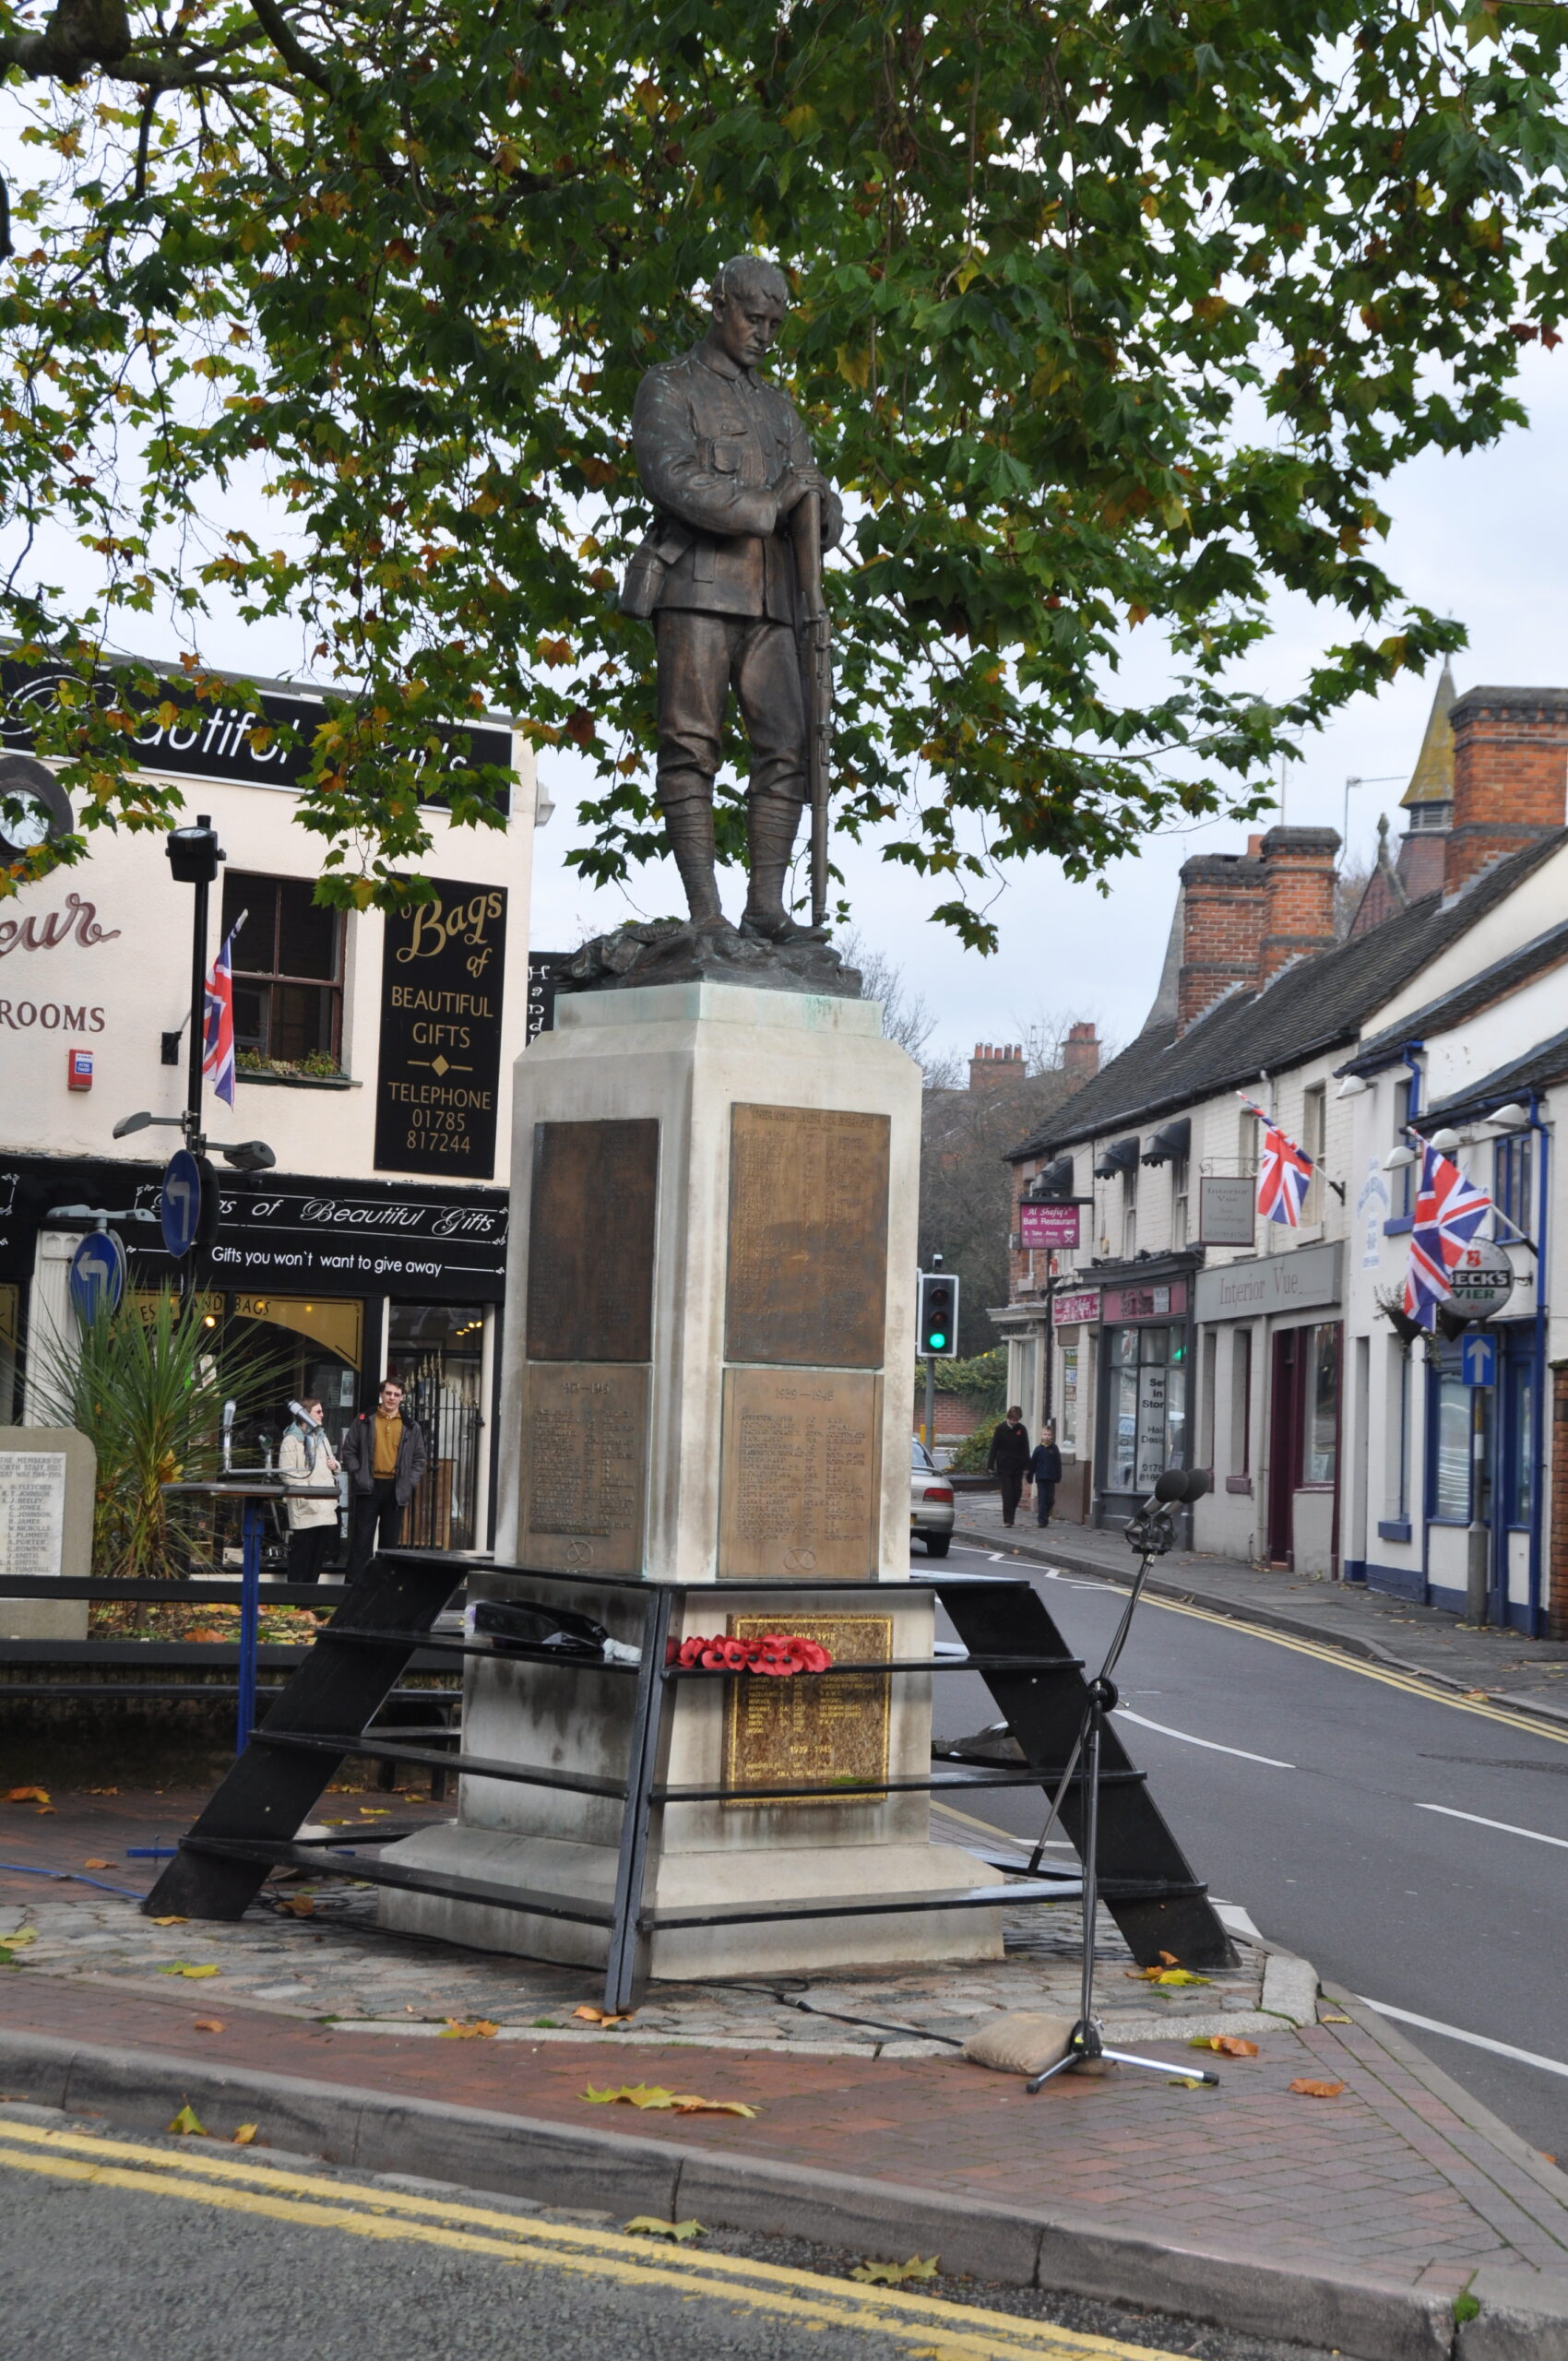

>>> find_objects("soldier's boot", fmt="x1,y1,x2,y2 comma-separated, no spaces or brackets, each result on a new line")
659,788,730,930
740,792,826,943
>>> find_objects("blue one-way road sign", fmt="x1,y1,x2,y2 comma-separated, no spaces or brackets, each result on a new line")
1460,1332,1497,1388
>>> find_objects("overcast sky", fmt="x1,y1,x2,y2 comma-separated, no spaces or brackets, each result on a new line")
529,340,1568,1067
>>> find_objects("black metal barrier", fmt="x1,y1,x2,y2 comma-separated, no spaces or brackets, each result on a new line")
144,1550,1235,2011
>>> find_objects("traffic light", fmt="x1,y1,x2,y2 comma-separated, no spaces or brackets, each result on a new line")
918,1271,960,1358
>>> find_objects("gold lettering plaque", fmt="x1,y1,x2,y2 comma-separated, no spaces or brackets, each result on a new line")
722,1615,892,1807
518,1362,647,1574
718,1366,881,1581
725,1105,889,1369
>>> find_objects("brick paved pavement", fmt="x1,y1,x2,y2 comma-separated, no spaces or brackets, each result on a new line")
2,1792,1567,2308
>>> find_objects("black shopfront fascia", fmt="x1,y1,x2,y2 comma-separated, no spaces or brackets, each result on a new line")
0,1154,507,1405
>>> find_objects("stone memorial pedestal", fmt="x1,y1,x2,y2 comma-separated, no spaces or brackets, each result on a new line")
0,1426,94,1640
382,979,999,1976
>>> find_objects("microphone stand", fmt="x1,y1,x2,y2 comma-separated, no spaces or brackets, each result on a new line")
1026,1470,1220,2094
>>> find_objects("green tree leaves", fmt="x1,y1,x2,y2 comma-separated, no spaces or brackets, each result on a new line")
0,1,1563,941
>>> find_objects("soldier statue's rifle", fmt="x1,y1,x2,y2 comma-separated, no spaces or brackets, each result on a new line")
790,489,832,933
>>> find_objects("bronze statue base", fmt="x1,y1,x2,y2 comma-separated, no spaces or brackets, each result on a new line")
557,917,861,1000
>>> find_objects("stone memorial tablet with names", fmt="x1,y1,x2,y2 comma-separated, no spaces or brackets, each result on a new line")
723,1614,892,1807
0,1450,66,1579
725,1105,889,1370
718,1367,880,1580
518,1364,648,1575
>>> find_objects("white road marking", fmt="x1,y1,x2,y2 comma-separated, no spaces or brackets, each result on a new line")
1111,1706,1295,1770
1415,1802,1568,1851
1359,1998,1568,2083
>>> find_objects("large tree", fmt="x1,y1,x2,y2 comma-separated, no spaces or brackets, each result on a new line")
1,1,1564,930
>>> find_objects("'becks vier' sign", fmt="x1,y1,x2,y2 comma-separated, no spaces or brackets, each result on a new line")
374,881,508,1180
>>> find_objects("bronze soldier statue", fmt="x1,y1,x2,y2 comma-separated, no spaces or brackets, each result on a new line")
622,255,841,943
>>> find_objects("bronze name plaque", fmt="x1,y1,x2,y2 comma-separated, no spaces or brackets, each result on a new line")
725,1105,889,1369
527,1119,659,1363
718,1367,881,1581
518,1362,648,1574
722,1614,892,1807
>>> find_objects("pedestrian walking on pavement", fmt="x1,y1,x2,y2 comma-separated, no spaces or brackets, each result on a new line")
1028,1423,1063,1528
987,1405,1031,1528
340,1377,428,1582
278,1396,340,1584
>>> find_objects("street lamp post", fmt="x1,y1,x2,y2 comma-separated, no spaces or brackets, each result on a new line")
164,813,223,1153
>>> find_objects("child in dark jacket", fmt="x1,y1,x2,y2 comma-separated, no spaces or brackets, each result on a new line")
1028,1425,1063,1527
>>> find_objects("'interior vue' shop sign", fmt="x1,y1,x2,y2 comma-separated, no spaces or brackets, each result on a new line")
374,881,508,1180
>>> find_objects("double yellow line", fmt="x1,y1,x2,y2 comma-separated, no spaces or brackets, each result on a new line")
0,2115,1164,2361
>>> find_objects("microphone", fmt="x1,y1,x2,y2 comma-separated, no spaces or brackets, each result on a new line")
1151,1466,1211,1504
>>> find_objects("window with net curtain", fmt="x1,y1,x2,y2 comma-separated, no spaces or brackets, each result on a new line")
221,871,344,1066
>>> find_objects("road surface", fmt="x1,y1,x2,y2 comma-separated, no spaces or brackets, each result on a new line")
931,1538,1568,2163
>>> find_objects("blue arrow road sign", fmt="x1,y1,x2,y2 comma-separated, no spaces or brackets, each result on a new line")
1460,1331,1497,1388
160,1148,203,1259
68,1229,125,1325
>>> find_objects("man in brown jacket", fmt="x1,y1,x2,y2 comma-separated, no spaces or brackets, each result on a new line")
623,255,843,943
340,1377,429,1582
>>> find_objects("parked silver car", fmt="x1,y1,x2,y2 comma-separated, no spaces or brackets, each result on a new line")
910,1439,955,1558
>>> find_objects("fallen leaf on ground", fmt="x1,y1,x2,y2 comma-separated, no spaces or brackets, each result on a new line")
624,2217,705,2242
148,1916,187,1927
1129,1965,1211,1987
83,1858,113,1869
1167,2076,1206,2089
1463,1689,1491,1700
86,1786,119,1796
1158,1950,1179,1966
168,2106,208,2136
1189,2035,1259,2057
192,2019,225,2034
1289,2078,1345,2099
274,1895,315,1917
34,1807,53,1816
1319,2013,1352,2024
574,2005,634,2026
4,1786,48,1804
4,1928,37,1949
849,2257,939,2285
232,2125,258,2146
156,1963,220,1979
583,2084,759,2119
439,2019,499,2039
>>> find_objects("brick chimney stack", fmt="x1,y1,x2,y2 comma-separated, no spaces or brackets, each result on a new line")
969,1042,1025,1092
1176,850,1266,1034
1063,1022,1099,1081
1258,825,1340,982
1445,687,1568,896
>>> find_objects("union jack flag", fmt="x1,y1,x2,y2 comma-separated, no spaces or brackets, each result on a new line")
1404,1142,1493,1330
201,924,239,1109
1242,1096,1314,1228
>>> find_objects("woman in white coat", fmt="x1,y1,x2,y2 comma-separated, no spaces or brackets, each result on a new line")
278,1396,341,1584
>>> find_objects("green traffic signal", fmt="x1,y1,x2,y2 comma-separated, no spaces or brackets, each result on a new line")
929,1330,946,1350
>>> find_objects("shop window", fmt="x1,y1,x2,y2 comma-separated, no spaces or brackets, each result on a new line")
1303,1320,1338,1485
1493,1133,1533,1242
1430,1371,1471,1521
223,870,345,1069
1229,1328,1252,1477
1107,1323,1186,1491
1059,1344,1079,1452
389,1302,486,1551
1505,1358,1535,1526
1384,1337,1410,1523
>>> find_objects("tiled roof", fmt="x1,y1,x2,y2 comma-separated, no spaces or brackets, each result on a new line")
1424,1026,1568,1125
1006,830,1567,1164
1339,915,1568,1078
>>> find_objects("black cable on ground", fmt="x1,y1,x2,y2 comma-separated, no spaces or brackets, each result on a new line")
680,1975,967,2049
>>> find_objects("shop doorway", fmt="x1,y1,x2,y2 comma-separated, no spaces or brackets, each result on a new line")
1266,1328,1306,1564
387,1303,485,1550
226,1294,364,1462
